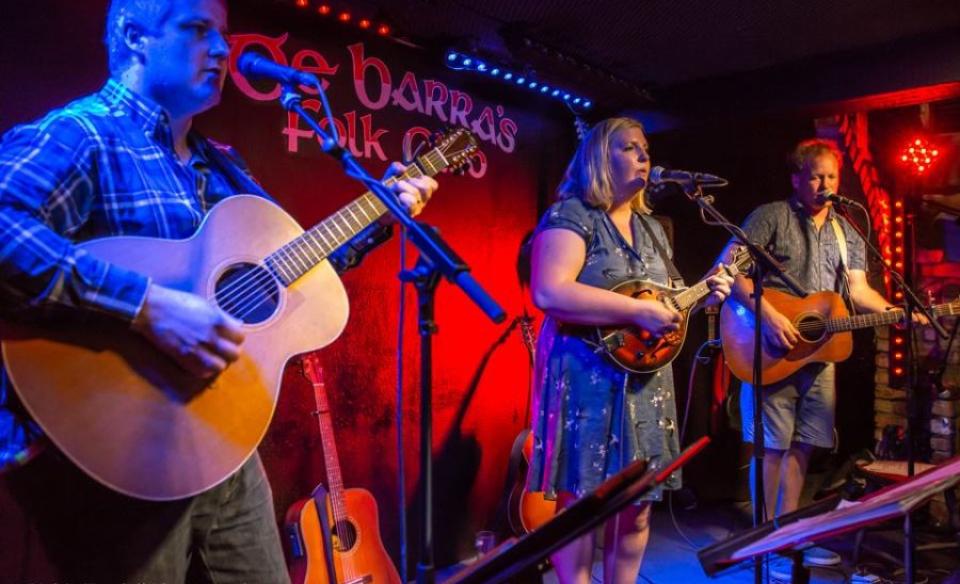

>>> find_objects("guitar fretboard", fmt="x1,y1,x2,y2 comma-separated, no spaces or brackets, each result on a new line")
672,254,750,311
826,302,958,332
264,148,449,286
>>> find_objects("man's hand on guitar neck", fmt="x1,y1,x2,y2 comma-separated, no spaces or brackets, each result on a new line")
132,284,245,379
380,162,438,222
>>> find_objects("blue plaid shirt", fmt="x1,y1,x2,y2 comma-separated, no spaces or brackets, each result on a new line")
0,79,390,465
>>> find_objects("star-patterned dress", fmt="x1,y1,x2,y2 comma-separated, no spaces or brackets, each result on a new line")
526,197,682,501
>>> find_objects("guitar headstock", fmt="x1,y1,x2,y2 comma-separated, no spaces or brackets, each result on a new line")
422,128,478,176
300,352,324,387
726,245,754,277
519,315,537,355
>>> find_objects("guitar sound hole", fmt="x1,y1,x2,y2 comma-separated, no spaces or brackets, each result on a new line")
214,263,281,324
332,519,358,552
796,315,826,343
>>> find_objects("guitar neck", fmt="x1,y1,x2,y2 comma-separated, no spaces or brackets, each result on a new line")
673,280,713,311
827,302,958,332
673,263,745,311
311,377,347,508
264,150,446,286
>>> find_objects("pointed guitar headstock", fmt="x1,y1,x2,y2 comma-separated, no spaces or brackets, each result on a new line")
421,128,478,176
300,352,324,387
724,245,754,278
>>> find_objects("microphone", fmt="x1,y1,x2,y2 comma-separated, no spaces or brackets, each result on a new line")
649,166,728,187
816,191,859,206
237,52,320,87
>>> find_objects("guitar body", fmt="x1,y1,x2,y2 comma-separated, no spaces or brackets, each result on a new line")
506,429,556,534
286,485,400,584
719,288,853,385
596,279,689,374
1,195,349,500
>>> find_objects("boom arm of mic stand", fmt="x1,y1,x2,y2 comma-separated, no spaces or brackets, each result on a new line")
834,205,947,339
279,86,506,324
683,186,807,298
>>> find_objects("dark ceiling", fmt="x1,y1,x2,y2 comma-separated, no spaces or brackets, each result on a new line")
306,0,960,120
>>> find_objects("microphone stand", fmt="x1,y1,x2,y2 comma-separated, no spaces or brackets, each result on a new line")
277,83,506,584
677,182,807,584
832,202,946,584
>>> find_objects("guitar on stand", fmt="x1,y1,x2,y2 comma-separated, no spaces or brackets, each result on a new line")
505,315,557,535
285,352,400,584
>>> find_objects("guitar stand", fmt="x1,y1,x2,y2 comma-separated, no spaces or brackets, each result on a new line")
400,254,443,584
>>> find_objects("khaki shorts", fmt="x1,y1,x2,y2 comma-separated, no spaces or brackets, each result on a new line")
740,362,836,450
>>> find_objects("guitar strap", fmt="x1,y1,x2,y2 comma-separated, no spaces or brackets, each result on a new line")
829,216,855,312
638,215,683,287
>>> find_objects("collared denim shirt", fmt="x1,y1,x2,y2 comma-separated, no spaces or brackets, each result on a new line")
739,198,867,296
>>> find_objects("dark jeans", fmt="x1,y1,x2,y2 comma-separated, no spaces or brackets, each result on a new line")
0,448,290,584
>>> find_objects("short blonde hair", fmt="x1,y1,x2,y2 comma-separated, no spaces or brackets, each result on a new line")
557,117,651,214
790,139,843,174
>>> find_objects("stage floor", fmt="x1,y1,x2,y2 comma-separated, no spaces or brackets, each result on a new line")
442,498,960,583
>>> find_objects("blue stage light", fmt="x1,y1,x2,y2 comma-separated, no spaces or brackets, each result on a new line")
442,49,594,109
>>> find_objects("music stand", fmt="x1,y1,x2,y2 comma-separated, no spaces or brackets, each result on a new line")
444,437,712,584
699,455,960,582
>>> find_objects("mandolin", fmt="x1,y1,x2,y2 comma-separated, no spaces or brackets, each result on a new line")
595,247,752,374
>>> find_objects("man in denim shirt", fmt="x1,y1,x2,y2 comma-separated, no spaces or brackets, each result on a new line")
721,139,903,567
0,0,435,581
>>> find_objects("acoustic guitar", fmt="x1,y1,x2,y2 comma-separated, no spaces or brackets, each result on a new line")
0,129,478,500
595,247,752,374
285,353,399,584
720,288,959,385
505,316,556,535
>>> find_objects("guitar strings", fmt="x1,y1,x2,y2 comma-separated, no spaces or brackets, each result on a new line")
212,150,448,320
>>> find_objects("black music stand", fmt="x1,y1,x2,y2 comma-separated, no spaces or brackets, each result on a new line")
443,437,711,584
699,455,960,581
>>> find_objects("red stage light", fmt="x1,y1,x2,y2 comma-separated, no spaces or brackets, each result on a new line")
899,136,940,176
318,4,331,14
894,367,904,376
295,0,308,7
358,18,371,29
377,24,391,35
338,11,351,22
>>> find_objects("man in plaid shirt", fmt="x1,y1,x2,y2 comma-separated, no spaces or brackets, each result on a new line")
0,0,436,581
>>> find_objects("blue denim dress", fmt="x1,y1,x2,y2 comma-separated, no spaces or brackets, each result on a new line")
527,198,682,501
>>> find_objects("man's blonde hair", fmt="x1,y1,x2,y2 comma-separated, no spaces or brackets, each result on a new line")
790,138,843,174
